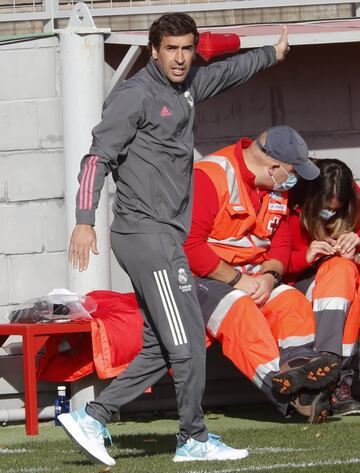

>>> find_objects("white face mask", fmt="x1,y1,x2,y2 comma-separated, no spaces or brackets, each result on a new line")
271,166,298,191
319,208,336,220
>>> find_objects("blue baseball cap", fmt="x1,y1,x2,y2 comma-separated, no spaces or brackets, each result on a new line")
257,126,320,180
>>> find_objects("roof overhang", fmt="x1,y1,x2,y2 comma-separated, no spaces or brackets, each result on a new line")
105,18,360,48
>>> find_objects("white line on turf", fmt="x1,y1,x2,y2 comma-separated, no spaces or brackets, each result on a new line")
186,457,360,473
0,468,58,473
251,448,310,453
0,448,31,454
118,448,146,455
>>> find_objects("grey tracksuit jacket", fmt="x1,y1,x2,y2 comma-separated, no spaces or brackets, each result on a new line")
75,47,276,238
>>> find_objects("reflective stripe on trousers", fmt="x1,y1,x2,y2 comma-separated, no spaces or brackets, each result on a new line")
307,257,360,357
206,284,316,388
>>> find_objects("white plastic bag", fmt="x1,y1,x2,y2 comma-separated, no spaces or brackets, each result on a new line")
6,289,96,324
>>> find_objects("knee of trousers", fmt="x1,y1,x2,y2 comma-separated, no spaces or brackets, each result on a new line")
265,286,313,314
167,342,205,364
315,257,358,299
208,293,258,339
264,287,315,338
317,256,358,279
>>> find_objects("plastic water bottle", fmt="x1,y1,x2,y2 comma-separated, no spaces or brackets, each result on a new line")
54,385,70,426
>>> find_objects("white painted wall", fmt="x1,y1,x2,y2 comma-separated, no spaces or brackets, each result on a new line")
0,37,66,321
0,36,133,325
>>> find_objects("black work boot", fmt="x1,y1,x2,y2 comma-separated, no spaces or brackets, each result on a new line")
291,389,331,424
331,383,360,416
272,353,340,396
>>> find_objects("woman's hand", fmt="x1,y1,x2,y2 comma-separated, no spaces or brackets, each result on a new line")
340,247,356,261
306,240,335,264
333,232,360,255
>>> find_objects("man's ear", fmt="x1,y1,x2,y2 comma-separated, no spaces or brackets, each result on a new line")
151,45,158,60
267,164,277,177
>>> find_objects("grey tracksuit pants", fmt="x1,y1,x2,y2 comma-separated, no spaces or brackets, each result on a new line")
86,232,208,444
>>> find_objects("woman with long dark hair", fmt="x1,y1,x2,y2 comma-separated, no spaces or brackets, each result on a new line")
288,158,360,416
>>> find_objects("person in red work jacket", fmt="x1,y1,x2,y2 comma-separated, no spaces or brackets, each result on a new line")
184,126,340,423
287,158,360,417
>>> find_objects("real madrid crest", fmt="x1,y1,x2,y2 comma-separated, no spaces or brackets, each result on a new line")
184,90,194,108
178,268,188,284
178,267,192,292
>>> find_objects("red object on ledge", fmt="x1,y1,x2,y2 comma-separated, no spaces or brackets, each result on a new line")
196,32,241,61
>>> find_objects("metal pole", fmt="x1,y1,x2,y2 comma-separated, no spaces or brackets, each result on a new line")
105,45,141,97
59,3,111,295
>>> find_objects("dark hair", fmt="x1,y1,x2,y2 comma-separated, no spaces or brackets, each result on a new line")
148,13,199,51
289,158,359,240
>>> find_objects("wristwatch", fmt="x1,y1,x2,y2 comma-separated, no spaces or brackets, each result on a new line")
262,270,282,288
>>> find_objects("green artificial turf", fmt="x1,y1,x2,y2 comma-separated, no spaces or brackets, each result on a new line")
1,406,360,473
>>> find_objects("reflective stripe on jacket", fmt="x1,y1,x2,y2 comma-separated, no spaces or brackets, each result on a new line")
194,145,288,266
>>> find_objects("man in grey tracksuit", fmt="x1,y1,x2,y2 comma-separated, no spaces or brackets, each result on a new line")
61,13,289,466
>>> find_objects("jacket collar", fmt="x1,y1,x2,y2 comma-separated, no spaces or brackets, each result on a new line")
234,138,267,202
146,58,186,93
234,138,256,188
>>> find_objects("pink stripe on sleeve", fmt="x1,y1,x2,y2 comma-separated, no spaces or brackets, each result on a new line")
87,156,98,210
79,155,96,210
79,158,91,209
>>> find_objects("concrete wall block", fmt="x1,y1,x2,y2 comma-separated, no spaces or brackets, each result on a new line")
7,151,64,201
280,80,351,132
351,82,360,130
0,48,56,101
0,202,44,255
110,250,134,293
107,195,133,292
9,252,67,303
0,353,58,398
107,174,116,194
0,255,9,306
195,83,271,144
0,354,25,395
307,133,360,180
0,305,16,324
38,99,63,149
0,36,58,52
44,200,66,252
0,101,38,151
0,156,5,202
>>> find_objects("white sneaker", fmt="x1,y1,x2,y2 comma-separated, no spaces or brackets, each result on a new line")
173,433,249,462
58,406,115,466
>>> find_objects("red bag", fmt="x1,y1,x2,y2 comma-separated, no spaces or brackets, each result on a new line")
37,291,143,381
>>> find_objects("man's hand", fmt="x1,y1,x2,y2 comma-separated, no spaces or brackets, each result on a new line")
68,224,99,272
251,274,275,306
234,273,260,296
274,26,289,62
306,240,335,264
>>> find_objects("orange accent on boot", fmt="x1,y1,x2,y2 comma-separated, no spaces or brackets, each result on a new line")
316,368,326,377
307,372,317,381
272,377,291,394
